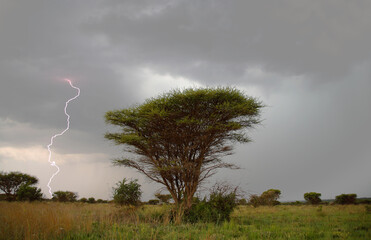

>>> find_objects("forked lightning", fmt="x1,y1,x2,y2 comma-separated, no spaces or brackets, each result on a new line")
47,79,80,197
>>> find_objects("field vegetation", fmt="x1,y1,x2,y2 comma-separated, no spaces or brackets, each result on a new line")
1,88,370,239
1,202,370,240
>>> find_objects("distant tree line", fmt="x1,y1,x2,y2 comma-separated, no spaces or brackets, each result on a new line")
0,171,109,203
1,171,368,208
1,170,371,225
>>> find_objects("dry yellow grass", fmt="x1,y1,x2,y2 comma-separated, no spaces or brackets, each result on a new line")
0,201,171,240
1,202,370,240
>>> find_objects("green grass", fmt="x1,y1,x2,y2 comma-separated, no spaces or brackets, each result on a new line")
0,202,370,239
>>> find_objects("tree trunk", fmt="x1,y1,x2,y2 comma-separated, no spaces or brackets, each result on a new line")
174,203,185,225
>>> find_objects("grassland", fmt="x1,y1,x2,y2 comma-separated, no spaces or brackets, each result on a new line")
0,202,370,240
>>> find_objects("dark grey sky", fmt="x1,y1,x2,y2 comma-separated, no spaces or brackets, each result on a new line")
1,0,370,201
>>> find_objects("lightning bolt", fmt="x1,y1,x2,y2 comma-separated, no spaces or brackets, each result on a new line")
47,79,80,198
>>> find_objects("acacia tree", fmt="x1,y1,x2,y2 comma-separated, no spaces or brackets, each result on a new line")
0,171,38,201
248,189,281,207
155,193,172,204
260,189,281,206
304,192,322,205
105,88,263,222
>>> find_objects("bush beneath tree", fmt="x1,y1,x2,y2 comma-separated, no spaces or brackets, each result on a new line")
184,183,239,223
113,178,142,206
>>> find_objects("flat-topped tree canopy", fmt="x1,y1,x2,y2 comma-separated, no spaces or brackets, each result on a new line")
0,171,38,201
105,87,263,222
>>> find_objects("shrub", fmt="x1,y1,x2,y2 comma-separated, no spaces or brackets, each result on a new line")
113,178,142,206
80,197,87,203
304,192,322,205
148,199,160,205
16,184,43,201
294,201,303,205
238,198,247,205
335,194,357,205
357,199,371,204
52,191,78,202
248,194,261,207
96,199,105,203
184,182,239,223
88,197,96,203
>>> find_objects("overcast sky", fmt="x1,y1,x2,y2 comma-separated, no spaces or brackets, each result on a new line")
1,0,370,201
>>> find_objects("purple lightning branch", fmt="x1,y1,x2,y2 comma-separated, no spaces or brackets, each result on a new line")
47,79,80,197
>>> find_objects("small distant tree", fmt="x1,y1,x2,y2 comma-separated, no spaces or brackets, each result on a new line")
148,199,160,205
96,199,104,203
0,171,38,201
88,197,96,203
304,192,322,205
260,189,281,206
16,184,43,201
335,194,357,205
155,193,172,204
248,189,281,207
80,197,88,203
113,178,142,206
52,191,78,202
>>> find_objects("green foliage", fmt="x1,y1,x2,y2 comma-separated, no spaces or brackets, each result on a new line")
113,178,142,206
80,197,87,203
148,199,160,205
249,189,281,207
88,197,96,203
155,193,172,204
52,191,78,202
248,194,261,207
105,87,263,220
335,194,357,205
260,189,281,206
237,198,248,205
304,192,322,204
16,184,43,201
316,206,326,217
184,183,238,223
358,199,371,204
0,171,38,201
365,205,371,214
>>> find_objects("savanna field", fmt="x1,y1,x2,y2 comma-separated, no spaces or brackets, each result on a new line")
1,202,370,240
